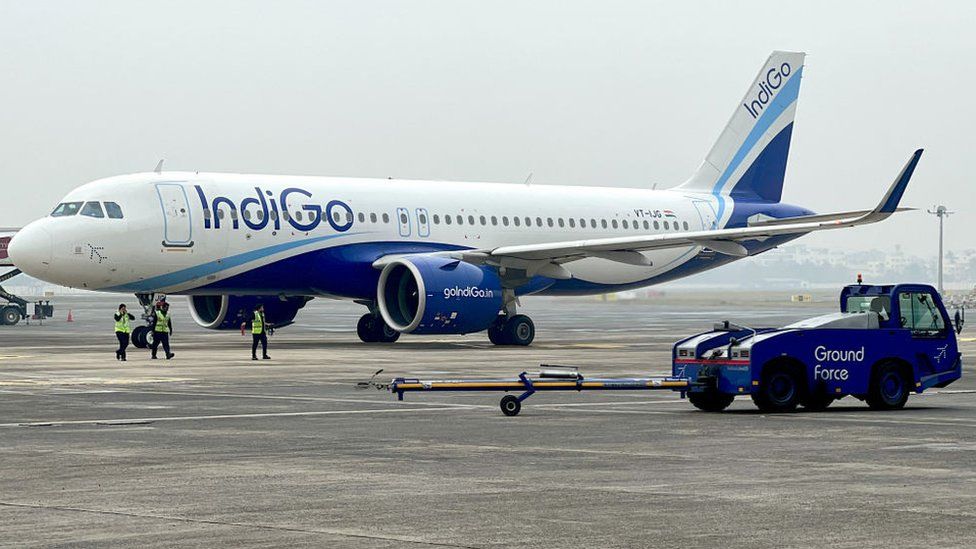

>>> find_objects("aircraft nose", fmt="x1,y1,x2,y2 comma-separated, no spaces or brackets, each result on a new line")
8,223,53,276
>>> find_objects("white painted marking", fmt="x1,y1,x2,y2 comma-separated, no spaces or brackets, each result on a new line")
0,406,476,428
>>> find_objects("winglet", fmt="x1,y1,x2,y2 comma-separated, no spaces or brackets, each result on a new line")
875,149,923,214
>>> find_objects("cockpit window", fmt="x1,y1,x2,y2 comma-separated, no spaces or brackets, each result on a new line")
80,201,105,218
51,202,83,217
104,202,124,219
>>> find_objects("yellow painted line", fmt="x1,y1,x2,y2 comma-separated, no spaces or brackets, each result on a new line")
567,343,625,349
0,355,32,361
960,337,976,342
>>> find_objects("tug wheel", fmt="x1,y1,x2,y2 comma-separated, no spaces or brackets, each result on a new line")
687,391,735,412
500,395,521,416
753,362,802,412
866,362,910,410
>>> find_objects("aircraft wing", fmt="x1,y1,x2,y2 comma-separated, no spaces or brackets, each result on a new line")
459,149,921,274
0,228,18,267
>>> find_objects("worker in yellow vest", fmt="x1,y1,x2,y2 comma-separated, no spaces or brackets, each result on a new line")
150,301,175,360
114,303,135,361
244,304,271,360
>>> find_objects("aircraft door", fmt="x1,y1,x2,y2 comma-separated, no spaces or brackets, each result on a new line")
416,208,430,237
693,200,718,230
156,183,194,247
396,207,411,237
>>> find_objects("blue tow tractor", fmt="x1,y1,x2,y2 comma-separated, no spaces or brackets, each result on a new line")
367,283,965,415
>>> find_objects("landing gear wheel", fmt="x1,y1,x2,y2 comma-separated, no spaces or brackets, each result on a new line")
357,314,377,343
1,306,19,326
376,321,400,343
487,318,506,345
357,314,400,344
505,315,535,346
866,362,910,410
801,392,835,411
131,325,149,348
500,395,521,416
752,364,801,412
688,390,735,412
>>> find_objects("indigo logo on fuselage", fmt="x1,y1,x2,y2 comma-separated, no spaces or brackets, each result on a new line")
742,62,792,119
194,186,353,233
443,286,495,299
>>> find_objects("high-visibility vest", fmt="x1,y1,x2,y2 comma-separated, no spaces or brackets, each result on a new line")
252,311,264,334
114,314,130,334
154,310,170,333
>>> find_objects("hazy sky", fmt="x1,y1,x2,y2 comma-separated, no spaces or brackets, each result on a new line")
1,1,972,254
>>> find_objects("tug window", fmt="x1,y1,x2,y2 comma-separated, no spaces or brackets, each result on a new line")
80,201,104,218
104,202,124,219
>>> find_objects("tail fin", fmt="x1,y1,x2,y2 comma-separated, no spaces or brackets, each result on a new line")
679,51,805,205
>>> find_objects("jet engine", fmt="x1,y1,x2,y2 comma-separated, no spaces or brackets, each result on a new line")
188,295,311,330
377,255,503,335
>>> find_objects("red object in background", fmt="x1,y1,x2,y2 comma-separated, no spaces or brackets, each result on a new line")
66,309,74,322
0,236,9,261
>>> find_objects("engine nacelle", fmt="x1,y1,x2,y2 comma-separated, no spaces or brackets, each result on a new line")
377,255,502,334
188,295,311,330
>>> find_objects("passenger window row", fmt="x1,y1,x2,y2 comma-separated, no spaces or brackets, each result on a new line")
205,206,692,232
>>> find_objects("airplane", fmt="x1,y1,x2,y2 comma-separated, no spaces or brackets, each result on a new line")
6,51,923,347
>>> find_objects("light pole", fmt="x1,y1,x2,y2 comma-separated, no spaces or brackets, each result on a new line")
927,205,953,293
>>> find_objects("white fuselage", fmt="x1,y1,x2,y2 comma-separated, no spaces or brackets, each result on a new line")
10,171,744,297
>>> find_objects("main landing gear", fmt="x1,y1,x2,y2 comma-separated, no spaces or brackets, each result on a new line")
487,314,535,346
357,312,400,343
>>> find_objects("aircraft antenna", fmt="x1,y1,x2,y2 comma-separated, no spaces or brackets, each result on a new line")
523,173,533,186
154,159,165,173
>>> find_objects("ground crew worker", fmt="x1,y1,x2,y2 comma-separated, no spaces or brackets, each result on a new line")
244,304,271,360
114,303,135,361
150,301,175,360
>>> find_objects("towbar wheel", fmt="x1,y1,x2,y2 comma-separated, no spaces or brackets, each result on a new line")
500,395,521,416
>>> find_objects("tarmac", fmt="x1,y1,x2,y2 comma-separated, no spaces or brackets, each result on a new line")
1,292,974,548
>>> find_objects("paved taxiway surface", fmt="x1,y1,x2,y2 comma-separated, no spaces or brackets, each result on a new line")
1,292,974,548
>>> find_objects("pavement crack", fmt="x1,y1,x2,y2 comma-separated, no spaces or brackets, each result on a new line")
0,500,482,549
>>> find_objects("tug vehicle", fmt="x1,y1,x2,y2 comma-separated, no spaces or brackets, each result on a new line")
675,283,963,412
375,283,963,415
